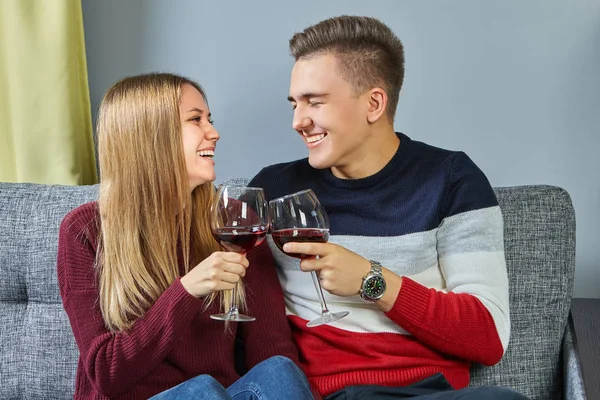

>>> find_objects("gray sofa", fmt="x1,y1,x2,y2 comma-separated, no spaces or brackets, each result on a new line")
0,182,584,399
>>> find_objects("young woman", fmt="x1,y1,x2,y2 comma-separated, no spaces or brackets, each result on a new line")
57,73,315,400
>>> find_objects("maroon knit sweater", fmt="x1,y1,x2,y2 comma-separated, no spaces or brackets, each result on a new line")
57,202,308,399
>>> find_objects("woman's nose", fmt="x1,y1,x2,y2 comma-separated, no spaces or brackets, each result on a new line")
206,125,220,142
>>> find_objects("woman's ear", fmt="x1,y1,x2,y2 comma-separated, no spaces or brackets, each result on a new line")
366,87,388,123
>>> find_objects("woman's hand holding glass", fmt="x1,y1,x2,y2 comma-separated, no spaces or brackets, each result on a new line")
180,252,249,298
209,185,267,322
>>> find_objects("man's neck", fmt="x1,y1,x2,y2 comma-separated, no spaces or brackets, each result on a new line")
331,126,400,180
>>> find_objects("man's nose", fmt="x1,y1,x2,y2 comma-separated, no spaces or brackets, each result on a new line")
292,108,312,131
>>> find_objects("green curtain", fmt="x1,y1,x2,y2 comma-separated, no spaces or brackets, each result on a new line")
0,0,97,185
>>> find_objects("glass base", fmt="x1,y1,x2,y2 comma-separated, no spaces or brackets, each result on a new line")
306,310,349,327
210,311,256,322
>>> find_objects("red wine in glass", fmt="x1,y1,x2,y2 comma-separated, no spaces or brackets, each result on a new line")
210,185,268,322
213,227,267,254
268,189,349,327
272,228,329,259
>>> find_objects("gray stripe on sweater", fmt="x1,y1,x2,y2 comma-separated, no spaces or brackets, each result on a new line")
437,206,505,257
268,206,503,275
267,229,438,277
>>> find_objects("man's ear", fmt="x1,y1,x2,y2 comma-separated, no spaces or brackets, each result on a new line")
366,87,388,123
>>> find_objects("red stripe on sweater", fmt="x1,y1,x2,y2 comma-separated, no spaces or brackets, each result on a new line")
288,278,504,397
387,278,505,366
289,315,471,397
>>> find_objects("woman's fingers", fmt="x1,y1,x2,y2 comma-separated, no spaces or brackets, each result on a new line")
218,251,250,268
182,252,250,298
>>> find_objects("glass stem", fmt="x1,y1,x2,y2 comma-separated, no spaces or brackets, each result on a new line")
229,282,239,316
310,271,330,314
229,249,246,317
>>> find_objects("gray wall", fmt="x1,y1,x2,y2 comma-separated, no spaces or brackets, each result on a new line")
82,0,600,298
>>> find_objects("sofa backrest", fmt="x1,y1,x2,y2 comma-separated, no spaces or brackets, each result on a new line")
0,182,575,400
470,185,576,400
0,183,98,399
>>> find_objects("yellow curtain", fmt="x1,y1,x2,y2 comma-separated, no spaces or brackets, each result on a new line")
0,0,97,185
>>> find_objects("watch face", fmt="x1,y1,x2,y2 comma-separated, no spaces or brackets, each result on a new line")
364,275,386,299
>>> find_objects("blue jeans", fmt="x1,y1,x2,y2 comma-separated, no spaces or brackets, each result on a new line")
150,356,314,400
325,373,528,400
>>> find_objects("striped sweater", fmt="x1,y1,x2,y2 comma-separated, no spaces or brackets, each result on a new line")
249,132,510,397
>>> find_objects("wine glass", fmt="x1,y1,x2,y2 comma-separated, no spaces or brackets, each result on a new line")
210,185,268,322
268,189,349,327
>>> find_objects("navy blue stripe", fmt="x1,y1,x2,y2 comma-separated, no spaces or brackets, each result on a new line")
250,133,498,237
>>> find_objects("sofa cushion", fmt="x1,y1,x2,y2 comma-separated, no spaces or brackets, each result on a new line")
470,185,576,400
0,183,98,399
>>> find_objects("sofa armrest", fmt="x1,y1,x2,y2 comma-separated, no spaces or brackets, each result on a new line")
563,316,586,400
569,298,600,400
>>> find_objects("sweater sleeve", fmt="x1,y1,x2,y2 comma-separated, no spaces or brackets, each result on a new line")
239,241,321,399
56,205,204,398
384,152,510,366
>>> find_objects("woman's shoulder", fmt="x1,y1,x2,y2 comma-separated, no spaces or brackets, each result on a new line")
59,201,100,243
57,202,101,291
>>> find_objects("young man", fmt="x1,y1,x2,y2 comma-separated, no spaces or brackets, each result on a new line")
250,16,527,400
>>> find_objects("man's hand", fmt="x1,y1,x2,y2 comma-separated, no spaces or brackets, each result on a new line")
282,242,371,296
282,242,403,311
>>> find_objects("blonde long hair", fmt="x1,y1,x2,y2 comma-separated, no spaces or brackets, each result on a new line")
96,73,241,331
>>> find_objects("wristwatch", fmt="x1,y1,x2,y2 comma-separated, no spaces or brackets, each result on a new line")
360,260,387,301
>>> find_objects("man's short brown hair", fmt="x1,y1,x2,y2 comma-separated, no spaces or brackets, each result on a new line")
290,15,405,123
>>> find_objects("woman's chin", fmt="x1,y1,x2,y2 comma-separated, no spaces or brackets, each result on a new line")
189,175,216,192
